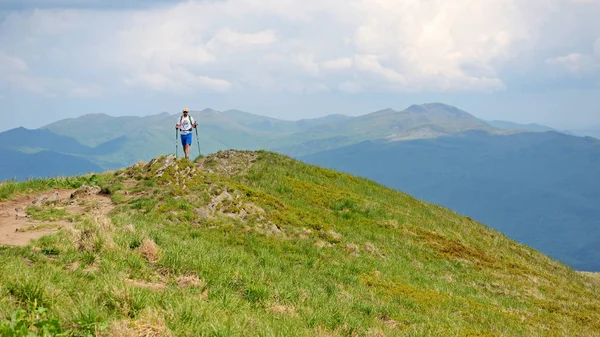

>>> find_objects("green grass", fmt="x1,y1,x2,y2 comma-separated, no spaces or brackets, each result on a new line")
26,206,76,222
0,174,105,201
0,150,599,336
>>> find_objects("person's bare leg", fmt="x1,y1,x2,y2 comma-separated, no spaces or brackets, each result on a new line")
185,144,191,159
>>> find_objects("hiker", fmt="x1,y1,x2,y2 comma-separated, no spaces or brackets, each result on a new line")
175,108,198,160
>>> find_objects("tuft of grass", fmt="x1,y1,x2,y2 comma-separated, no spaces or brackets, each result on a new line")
6,281,48,308
16,224,61,233
26,206,74,222
138,239,160,263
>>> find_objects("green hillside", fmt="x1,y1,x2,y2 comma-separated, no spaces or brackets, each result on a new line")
486,120,556,133
1,151,599,336
300,131,600,272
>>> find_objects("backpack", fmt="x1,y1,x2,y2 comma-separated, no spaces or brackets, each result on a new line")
179,115,195,131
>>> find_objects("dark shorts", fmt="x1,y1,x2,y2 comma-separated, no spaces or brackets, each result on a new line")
181,133,192,146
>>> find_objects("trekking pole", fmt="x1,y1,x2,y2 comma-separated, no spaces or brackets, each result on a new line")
175,128,179,158
195,126,202,157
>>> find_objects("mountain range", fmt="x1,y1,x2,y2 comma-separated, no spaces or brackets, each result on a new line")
1,103,599,271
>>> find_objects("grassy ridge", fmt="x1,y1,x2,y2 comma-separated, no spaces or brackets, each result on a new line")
0,150,599,336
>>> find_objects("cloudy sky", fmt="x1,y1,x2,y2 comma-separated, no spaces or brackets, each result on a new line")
0,0,599,131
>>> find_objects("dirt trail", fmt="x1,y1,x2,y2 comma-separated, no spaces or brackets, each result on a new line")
0,187,114,246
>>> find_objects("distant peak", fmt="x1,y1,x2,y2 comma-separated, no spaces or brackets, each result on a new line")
405,104,427,113
371,108,397,115
424,102,457,109
406,103,473,118
407,102,458,111
81,113,110,118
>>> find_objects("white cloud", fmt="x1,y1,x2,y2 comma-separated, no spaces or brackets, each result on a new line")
546,36,600,76
1,0,599,97
0,51,102,97
0,52,29,73
339,80,363,93
3,8,81,36
207,28,277,48
321,57,352,71
197,75,232,92
68,85,104,98
546,53,592,72
292,53,320,76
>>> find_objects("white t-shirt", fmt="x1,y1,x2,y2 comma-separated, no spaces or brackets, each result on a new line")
178,115,195,135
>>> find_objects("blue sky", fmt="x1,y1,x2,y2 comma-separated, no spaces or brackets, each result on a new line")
0,0,599,132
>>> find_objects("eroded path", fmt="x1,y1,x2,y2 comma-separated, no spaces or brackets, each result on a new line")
0,186,114,246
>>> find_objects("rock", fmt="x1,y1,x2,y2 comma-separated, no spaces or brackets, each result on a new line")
15,214,31,220
160,155,176,171
345,243,360,254
47,191,60,203
153,155,177,178
217,191,233,202
31,196,48,206
208,191,234,212
267,223,282,234
195,208,209,219
314,240,332,248
364,242,376,254
238,208,248,220
71,185,102,199
326,230,342,242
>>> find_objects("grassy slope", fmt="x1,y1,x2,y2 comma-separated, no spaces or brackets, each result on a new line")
298,131,600,271
0,151,599,336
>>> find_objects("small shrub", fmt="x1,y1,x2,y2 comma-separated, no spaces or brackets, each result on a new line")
41,247,60,256
0,301,65,337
